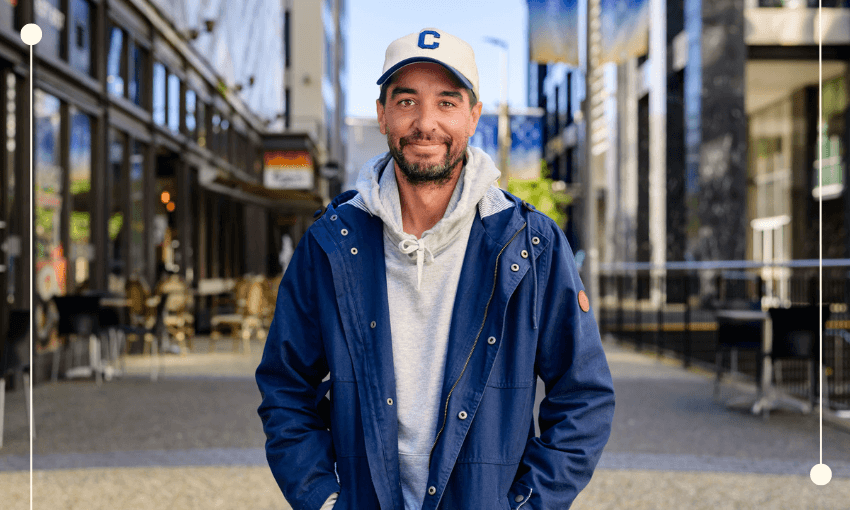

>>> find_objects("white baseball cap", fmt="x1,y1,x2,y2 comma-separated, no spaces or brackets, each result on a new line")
378,28,479,99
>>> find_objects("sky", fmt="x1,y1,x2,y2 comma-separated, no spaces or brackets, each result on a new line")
346,0,530,118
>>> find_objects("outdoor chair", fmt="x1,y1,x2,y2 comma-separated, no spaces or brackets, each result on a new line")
155,274,195,354
210,276,266,354
126,277,163,355
118,295,169,381
767,305,830,411
1,310,33,448
714,309,765,401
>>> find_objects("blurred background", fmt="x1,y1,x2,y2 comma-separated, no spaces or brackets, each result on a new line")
1,0,850,508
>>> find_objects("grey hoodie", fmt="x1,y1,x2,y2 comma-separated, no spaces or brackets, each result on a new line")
352,145,502,509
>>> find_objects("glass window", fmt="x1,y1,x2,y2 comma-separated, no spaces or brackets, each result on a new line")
35,0,62,60
107,26,124,97
153,62,166,125
35,90,65,299
108,129,126,291
69,107,92,290
6,72,16,223
129,141,145,275
185,89,196,137
167,73,181,133
211,111,221,153
220,118,229,160
69,0,91,76
129,42,146,107
196,101,207,147
0,0,16,32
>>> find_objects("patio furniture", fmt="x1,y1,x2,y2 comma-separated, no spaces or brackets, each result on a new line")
210,276,266,354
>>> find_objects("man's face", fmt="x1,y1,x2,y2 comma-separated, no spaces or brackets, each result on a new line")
377,63,483,186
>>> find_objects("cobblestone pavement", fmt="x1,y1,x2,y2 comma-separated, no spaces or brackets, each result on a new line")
1,336,849,509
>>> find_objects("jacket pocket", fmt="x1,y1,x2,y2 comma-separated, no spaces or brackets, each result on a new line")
456,382,535,464
331,380,368,457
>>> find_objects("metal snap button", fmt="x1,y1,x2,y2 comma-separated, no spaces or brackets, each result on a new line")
531,236,540,245
515,494,525,502
350,248,358,255
487,336,496,345
521,250,528,258
387,398,393,406
330,214,338,221
458,411,467,420
370,321,376,328
341,229,348,236
511,263,519,271
428,486,436,496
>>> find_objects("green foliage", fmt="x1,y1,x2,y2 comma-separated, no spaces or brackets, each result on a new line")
507,160,572,228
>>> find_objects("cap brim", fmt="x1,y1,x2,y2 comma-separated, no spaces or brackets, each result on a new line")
377,57,474,92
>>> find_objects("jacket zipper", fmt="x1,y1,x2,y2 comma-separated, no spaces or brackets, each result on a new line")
428,223,527,461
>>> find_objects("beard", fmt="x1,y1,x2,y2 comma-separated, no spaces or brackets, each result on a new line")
387,129,467,186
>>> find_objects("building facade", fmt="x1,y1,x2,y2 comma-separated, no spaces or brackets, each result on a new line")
0,0,346,343
533,0,850,305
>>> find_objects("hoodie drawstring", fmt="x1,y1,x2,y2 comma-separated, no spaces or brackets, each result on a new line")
398,238,434,292
525,222,538,330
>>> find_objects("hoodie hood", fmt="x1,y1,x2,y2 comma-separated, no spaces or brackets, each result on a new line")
354,145,501,290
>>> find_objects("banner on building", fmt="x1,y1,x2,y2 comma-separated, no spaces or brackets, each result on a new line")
470,112,544,180
527,0,580,66
599,0,649,65
264,150,314,190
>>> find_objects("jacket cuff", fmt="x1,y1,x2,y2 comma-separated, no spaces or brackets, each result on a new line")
303,476,342,510
508,482,534,509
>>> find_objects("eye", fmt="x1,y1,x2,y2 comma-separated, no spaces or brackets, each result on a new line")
440,100,457,107
398,98,415,106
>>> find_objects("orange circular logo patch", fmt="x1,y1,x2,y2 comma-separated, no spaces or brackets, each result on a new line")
578,290,590,312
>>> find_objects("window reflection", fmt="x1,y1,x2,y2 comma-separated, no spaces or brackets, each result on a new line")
130,141,145,275
109,129,126,292
69,107,92,290
129,42,145,107
167,73,181,132
153,62,166,125
69,0,91,76
35,90,65,298
35,0,63,60
107,27,125,97
185,89,196,137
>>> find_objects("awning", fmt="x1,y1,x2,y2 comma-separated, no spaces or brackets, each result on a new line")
200,171,323,213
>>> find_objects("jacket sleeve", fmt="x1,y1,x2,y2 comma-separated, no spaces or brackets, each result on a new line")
510,220,616,509
256,230,341,510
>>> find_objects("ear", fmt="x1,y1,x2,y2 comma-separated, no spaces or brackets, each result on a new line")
467,101,483,137
376,99,387,135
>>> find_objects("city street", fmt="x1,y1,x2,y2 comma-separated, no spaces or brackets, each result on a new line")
1,337,849,509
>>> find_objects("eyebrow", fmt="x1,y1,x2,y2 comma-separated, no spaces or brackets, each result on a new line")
389,87,466,102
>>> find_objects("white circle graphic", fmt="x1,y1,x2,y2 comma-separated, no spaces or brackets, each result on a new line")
810,463,832,486
21,23,43,45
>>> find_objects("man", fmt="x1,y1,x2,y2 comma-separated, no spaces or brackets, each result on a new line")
256,28,615,510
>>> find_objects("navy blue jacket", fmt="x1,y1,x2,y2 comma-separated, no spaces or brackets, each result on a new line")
256,188,615,510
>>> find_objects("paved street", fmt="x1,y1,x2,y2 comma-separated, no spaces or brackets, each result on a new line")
1,336,849,509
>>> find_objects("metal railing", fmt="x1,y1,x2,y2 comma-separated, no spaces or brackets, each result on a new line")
596,260,850,412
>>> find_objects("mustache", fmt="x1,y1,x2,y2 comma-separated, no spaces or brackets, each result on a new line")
398,130,451,148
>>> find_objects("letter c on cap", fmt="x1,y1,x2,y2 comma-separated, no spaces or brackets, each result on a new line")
418,30,440,49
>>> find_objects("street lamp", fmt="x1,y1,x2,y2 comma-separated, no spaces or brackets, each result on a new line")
484,37,510,190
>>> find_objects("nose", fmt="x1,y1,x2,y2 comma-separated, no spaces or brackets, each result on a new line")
412,101,440,136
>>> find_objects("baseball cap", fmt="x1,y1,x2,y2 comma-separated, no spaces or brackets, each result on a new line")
377,28,479,99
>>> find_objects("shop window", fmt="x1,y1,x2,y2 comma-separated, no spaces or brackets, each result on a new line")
153,62,166,125
5,72,16,223
107,26,125,97
35,90,65,299
108,129,127,292
185,89,197,138
35,0,63,60
129,42,146,108
69,0,91,76
69,107,92,291
129,141,145,275
167,72,181,133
